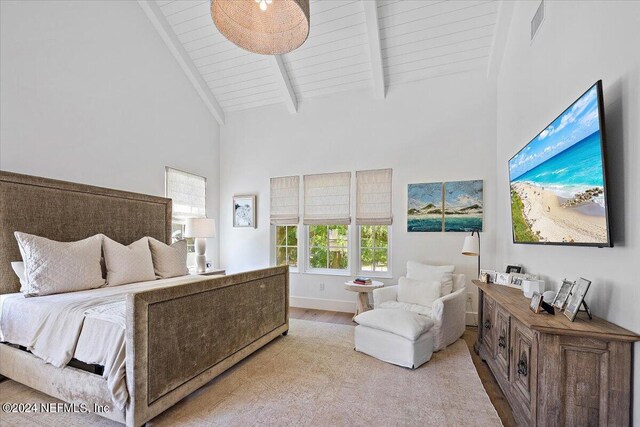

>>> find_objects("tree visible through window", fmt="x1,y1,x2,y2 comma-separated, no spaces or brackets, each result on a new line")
360,225,388,272
308,225,349,270
275,225,298,268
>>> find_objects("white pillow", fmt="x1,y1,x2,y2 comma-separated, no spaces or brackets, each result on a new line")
406,261,455,295
11,261,26,292
397,277,442,308
102,236,156,287
14,232,105,297
148,237,189,279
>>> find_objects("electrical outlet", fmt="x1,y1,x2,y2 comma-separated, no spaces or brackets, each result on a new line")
466,293,474,303
319,283,325,291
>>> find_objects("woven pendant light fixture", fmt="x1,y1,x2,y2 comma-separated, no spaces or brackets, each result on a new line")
212,0,310,55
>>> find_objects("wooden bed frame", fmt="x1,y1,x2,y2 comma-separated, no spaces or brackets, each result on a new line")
0,171,289,426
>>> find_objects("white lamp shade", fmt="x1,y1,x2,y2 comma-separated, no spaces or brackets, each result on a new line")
461,235,479,256
185,218,216,238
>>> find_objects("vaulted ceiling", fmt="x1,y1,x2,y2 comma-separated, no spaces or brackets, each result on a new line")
139,0,502,124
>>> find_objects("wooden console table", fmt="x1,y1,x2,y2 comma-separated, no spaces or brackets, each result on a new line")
473,280,639,426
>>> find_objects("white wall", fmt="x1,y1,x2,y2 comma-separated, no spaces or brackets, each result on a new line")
220,75,497,316
0,0,221,264
494,1,640,420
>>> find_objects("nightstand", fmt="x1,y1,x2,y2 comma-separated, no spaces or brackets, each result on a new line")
189,268,226,276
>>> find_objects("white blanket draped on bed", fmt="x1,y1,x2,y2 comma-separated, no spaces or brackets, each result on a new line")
0,275,211,409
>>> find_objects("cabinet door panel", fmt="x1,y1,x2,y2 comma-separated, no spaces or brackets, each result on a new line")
482,297,495,357
511,319,535,422
494,307,510,381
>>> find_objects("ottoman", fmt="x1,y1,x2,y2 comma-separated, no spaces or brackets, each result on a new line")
354,308,435,369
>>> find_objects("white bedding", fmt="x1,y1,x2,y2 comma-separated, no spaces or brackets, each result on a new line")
0,275,212,409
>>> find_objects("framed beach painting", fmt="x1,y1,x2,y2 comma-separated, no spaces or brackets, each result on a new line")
407,182,443,232
443,180,483,232
233,195,256,228
407,180,483,232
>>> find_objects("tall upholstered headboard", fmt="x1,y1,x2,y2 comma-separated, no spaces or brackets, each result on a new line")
0,171,172,294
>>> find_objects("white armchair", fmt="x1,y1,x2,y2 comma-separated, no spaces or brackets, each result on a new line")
373,274,467,351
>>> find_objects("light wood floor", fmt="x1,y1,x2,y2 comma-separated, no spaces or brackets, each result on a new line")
290,307,517,427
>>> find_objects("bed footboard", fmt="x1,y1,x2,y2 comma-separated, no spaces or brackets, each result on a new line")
125,266,289,426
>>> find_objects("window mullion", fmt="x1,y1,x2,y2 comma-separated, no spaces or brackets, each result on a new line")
372,227,377,271
286,226,290,265
326,225,329,269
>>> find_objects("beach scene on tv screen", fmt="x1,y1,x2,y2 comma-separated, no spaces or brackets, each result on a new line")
509,85,608,244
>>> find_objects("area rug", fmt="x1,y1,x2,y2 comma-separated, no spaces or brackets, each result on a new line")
0,319,502,426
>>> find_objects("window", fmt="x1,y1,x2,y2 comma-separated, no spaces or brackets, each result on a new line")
165,167,206,263
270,176,300,270
308,225,349,271
303,172,351,274
359,225,389,273
275,225,298,269
356,169,392,276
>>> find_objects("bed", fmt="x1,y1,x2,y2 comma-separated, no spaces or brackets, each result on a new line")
0,171,289,426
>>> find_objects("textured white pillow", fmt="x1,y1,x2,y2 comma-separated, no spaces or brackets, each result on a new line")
148,237,189,279
406,261,455,295
102,236,156,287
397,277,442,308
14,232,105,297
11,261,26,292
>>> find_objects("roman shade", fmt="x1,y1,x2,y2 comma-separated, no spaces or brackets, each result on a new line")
165,167,206,222
356,168,393,225
270,176,300,225
303,172,351,225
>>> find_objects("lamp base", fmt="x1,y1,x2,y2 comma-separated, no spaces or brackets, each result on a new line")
195,237,207,273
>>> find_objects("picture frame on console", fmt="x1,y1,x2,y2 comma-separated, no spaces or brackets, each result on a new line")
529,292,543,314
506,265,522,274
509,273,527,288
494,272,511,286
552,279,574,310
480,269,495,283
564,277,592,321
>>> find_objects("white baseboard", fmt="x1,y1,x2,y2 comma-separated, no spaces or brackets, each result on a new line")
290,296,354,313
466,312,478,326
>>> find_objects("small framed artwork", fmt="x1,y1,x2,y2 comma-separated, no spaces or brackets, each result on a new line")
529,292,543,314
506,265,522,274
552,279,574,310
494,272,511,286
233,195,256,228
564,278,592,322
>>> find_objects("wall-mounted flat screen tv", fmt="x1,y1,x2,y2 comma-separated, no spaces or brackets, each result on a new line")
509,81,611,247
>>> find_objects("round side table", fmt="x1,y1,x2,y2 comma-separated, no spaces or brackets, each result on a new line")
344,280,384,321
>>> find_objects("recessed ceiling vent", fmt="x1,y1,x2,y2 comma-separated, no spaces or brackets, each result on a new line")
531,0,545,41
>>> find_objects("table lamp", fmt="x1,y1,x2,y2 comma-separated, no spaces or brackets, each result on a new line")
461,230,480,279
185,218,216,273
